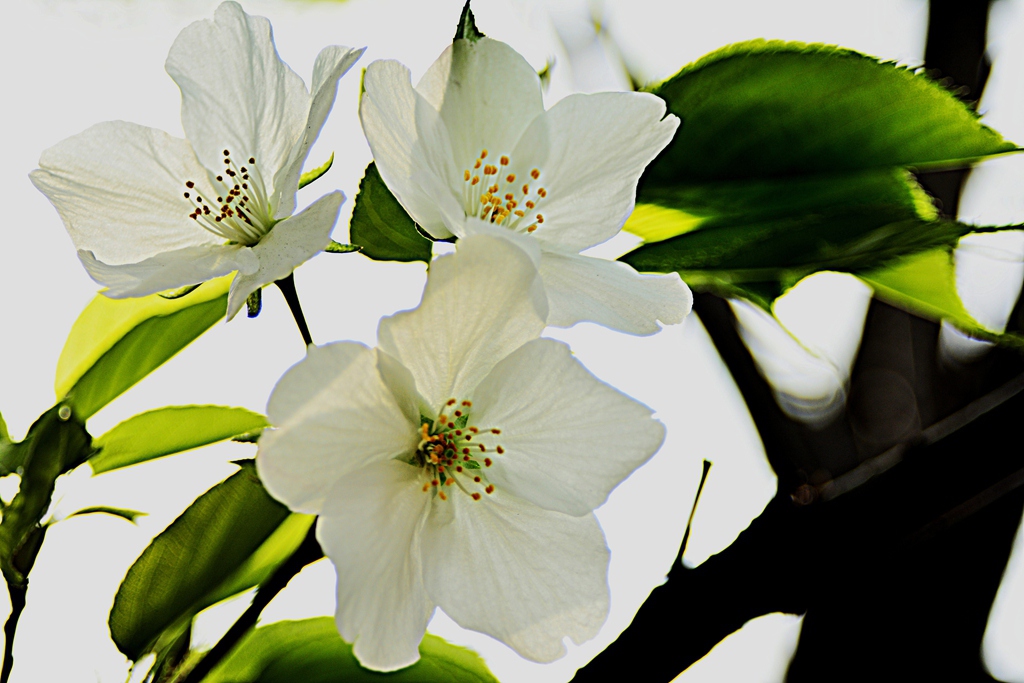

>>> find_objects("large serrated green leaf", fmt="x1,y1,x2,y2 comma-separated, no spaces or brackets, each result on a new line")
56,277,230,420
109,462,295,661
622,41,1017,307
348,162,433,263
90,405,269,475
202,618,498,683
644,40,1014,185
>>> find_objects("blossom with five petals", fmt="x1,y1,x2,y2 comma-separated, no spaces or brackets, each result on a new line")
256,234,666,670
360,36,692,335
30,1,363,320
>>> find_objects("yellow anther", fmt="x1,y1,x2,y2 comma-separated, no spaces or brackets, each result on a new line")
527,224,537,232
489,184,499,193
536,214,545,223
530,169,540,179
480,194,491,204
471,176,480,186
474,159,482,169
505,193,514,201
464,170,471,181
538,188,547,198
525,201,535,209
506,174,516,183
500,155,510,166
514,210,525,217
522,184,529,194
480,149,488,159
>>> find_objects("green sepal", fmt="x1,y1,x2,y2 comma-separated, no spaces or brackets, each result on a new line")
159,284,202,300
348,162,433,263
462,460,481,470
324,241,361,254
298,152,334,190
454,0,485,43
453,414,469,429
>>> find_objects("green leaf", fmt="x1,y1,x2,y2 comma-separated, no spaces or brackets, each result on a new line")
349,162,433,263
56,276,230,420
454,1,485,43
644,40,1014,186
109,462,299,660
159,284,202,300
298,152,334,190
203,618,498,683
0,406,92,585
324,240,361,254
90,406,269,475
622,41,1017,306
66,506,146,524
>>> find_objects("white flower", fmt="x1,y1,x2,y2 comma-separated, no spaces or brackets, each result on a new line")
256,234,666,671
30,1,363,320
359,36,692,335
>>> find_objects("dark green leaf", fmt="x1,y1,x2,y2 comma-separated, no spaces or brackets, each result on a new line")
247,288,263,318
462,460,481,470
203,618,498,683
0,406,92,585
349,163,433,263
299,152,334,190
90,405,268,475
56,277,230,420
643,40,1014,186
453,414,469,429
109,462,306,660
66,506,146,524
623,41,1017,306
324,240,361,254
454,1,485,43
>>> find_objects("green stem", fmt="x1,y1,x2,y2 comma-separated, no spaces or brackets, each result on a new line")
177,523,323,683
274,274,313,347
1,580,26,683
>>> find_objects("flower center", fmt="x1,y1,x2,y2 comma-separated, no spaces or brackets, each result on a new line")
462,149,546,235
182,149,276,246
414,398,505,502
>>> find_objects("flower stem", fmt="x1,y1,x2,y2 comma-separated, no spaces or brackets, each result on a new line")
675,459,712,570
274,274,313,347
1,581,27,683
178,523,324,683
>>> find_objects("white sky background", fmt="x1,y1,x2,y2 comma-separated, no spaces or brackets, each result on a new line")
0,0,1023,681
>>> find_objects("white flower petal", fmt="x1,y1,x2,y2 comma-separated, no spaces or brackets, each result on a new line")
539,250,692,335
360,59,464,239
510,92,679,251
422,492,610,662
225,190,342,320
469,338,665,516
417,38,544,172
377,234,547,410
317,460,434,672
166,1,309,211
78,244,254,299
30,121,219,264
376,350,432,427
257,342,418,514
454,216,541,264
275,45,364,215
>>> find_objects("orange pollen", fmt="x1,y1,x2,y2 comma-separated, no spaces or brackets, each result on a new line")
469,427,479,433
525,201,535,209
530,169,540,179
536,214,545,223
522,184,530,194
474,160,482,169
462,401,472,407
527,225,537,233
514,210,525,217
485,485,495,494
431,479,439,487
472,492,482,500
422,483,430,492
538,188,547,197
439,414,447,423
446,478,454,486
471,176,480,185
496,446,505,454
479,444,486,452
480,149,488,159
464,170,471,181
484,458,493,467
506,174,516,183
439,491,448,501
500,155,510,165
447,398,457,406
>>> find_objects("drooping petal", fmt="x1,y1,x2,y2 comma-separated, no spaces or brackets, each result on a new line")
538,250,692,335
417,37,544,173
30,121,220,264
377,234,547,411
225,190,342,320
422,491,610,662
257,342,418,514
510,92,679,251
453,216,541,264
317,460,434,671
166,1,309,211
274,45,365,216
360,59,464,239
78,244,255,299
469,338,665,516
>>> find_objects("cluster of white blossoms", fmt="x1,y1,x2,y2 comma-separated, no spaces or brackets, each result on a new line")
31,1,691,674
